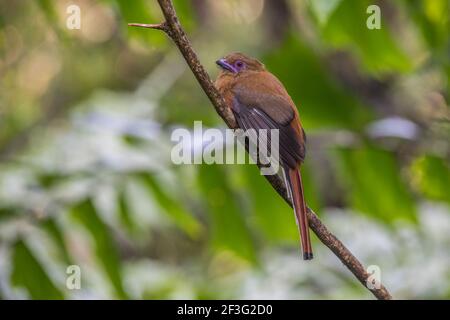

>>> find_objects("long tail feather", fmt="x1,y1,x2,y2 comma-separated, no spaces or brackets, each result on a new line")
284,167,313,260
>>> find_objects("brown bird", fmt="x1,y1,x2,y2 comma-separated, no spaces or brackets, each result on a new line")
215,52,313,260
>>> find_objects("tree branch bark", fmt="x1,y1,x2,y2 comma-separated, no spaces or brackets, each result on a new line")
129,0,392,300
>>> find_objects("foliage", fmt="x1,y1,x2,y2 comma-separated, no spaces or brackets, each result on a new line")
0,0,448,299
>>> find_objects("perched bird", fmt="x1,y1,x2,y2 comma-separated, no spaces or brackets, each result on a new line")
215,52,313,260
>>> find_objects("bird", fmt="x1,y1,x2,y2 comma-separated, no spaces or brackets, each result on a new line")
215,52,313,260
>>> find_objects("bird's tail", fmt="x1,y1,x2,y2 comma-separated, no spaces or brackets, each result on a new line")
284,167,313,260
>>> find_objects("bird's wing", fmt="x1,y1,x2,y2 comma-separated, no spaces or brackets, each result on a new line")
231,82,305,168
232,81,295,125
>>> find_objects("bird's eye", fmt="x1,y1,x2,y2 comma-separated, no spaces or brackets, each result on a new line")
235,60,244,69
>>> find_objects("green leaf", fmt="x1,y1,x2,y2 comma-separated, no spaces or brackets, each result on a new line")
0,207,18,221
321,0,412,73
11,239,64,299
41,218,72,265
242,165,297,243
116,0,166,46
137,172,202,239
404,0,449,50
172,0,196,32
337,145,417,223
264,35,373,130
410,155,450,204
36,0,69,41
70,199,128,299
37,173,66,188
301,162,322,212
198,164,256,263
36,0,58,25
117,188,137,235
240,161,320,244
122,134,145,147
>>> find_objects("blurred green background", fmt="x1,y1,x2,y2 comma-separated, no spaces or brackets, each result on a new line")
0,0,449,299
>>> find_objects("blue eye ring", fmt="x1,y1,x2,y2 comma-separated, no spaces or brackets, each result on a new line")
235,60,244,68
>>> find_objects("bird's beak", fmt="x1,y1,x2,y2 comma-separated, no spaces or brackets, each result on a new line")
216,58,236,73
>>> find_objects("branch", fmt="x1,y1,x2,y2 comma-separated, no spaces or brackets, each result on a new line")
129,0,392,300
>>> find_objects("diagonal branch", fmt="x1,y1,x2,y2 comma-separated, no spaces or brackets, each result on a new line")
129,0,392,300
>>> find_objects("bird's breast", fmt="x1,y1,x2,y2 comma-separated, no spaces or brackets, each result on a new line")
215,74,238,109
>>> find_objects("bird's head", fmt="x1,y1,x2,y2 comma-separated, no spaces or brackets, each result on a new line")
216,52,265,75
